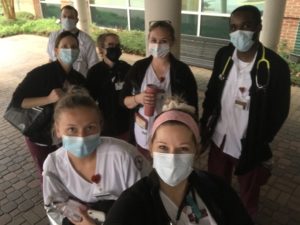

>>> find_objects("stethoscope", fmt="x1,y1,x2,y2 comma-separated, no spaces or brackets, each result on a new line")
218,46,270,90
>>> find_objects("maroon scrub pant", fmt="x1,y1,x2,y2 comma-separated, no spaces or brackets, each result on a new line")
25,137,58,182
208,142,271,218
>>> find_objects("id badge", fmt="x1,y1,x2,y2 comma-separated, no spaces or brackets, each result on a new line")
115,81,124,91
235,99,249,110
135,112,148,129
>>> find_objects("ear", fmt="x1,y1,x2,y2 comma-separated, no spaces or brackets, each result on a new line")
54,122,62,139
54,48,59,58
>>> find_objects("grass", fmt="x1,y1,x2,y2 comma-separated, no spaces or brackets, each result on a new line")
1,12,299,85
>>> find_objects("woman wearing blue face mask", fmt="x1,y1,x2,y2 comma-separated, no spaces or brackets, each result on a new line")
43,87,151,225
10,31,86,182
121,21,198,160
104,97,253,225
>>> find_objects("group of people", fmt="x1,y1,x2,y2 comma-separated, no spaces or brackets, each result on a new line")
8,4,290,225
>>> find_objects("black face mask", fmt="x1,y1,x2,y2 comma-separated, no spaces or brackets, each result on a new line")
106,46,122,62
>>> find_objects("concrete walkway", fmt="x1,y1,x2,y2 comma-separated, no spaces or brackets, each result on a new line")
0,35,299,225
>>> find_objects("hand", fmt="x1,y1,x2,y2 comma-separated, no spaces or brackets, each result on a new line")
141,92,156,106
70,208,96,225
47,88,64,104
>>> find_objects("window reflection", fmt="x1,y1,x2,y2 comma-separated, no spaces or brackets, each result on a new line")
202,0,264,14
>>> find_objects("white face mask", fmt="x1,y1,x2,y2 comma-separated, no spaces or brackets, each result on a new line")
153,152,194,187
149,43,170,58
61,18,77,31
230,30,255,52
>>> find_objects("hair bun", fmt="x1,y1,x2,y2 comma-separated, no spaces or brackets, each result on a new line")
66,85,90,96
162,96,195,115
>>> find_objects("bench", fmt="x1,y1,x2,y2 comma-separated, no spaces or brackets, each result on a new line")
180,35,229,69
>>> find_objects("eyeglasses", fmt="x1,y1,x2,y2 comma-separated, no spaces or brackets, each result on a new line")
149,20,172,27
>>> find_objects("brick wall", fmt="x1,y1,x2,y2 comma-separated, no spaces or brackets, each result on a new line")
280,0,300,51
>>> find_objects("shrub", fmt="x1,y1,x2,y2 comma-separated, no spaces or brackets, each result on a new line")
16,11,35,20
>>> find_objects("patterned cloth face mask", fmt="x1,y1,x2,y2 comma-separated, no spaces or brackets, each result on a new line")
149,43,170,58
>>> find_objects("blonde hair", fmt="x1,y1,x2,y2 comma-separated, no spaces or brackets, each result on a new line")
53,86,102,124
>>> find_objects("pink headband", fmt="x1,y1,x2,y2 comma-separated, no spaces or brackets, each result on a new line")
151,110,200,143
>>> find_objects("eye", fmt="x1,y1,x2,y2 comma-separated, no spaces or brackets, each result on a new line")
230,24,237,32
86,124,98,133
66,127,77,135
150,38,157,43
158,145,168,152
159,39,168,44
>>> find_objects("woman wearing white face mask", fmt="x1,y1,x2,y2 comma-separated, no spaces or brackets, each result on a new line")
10,31,86,182
121,21,198,160
104,97,253,225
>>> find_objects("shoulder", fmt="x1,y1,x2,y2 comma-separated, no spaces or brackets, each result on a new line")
215,44,234,59
26,62,55,78
191,170,229,191
264,46,289,67
78,30,94,42
118,60,132,69
98,137,136,156
43,147,66,172
48,30,61,40
131,56,152,68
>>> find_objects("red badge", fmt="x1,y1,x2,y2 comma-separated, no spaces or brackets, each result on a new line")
91,174,101,184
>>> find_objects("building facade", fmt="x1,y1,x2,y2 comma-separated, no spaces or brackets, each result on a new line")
15,0,300,54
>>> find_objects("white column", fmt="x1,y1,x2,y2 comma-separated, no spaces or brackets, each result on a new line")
260,0,287,51
144,0,182,57
74,0,91,34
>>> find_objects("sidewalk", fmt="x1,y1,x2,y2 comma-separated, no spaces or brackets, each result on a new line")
0,34,300,225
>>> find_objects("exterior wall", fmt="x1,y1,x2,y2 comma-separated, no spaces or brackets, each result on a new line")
280,0,300,50
17,0,300,52
14,0,35,14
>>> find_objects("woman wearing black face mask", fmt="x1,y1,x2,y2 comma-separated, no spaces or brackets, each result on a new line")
86,33,132,141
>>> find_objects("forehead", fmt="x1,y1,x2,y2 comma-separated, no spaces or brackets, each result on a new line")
149,27,171,39
61,8,77,17
57,107,99,123
58,35,78,46
230,11,256,25
154,123,194,142
104,35,119,44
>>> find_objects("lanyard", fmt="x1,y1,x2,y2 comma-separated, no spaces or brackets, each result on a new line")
175,187,202,224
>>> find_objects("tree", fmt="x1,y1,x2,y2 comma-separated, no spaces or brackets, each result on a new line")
1,0,16,20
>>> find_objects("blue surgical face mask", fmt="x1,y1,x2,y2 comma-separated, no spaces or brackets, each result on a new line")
62,133,101,158
58,48,79,65
61,18,77,31
230,30,255,52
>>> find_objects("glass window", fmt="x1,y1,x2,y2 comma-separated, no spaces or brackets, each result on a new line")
90,7,127,29
200,16,230,39
90,0,127,7
182,0,198,11
129,0,144,8
130,10,145,30
202,0,265,14
41,3,61,18
181,14,197,35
